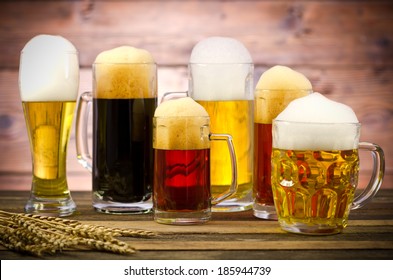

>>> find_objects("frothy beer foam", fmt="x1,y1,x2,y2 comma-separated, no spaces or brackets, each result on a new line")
255,65,312,124
273,92,360,151
154,97,210,150
256,65,312,90
189,37,253,101
94,46,156,99
19,35,79,101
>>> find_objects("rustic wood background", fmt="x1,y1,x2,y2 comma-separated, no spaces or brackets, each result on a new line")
0,0,392,191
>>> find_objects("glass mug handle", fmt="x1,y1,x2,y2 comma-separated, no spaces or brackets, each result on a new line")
160,91,188,103
75,91,93,172
209,133,238,204
351,142,385,210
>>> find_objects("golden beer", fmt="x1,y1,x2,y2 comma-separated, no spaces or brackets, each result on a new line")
271,93,384,234
23,101,76,199
197,100,253,202
271,148,359,234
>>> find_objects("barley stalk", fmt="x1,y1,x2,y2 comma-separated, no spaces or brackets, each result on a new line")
0,210,155,256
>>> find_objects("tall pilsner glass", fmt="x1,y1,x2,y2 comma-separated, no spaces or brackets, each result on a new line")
19,35,79,216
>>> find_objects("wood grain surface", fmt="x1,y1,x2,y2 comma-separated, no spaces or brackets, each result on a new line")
0,190,392,260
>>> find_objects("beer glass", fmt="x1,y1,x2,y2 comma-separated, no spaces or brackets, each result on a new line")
271,120,385,235
19,40,79,216
153,115,237,224
188,62,254,212
253,89,311,219
76,62,157,214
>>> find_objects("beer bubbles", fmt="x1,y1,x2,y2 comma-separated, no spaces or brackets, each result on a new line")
274,92,360,151
189,36,253,100
94,46,156,99
19,34,79,102
153,97,209,150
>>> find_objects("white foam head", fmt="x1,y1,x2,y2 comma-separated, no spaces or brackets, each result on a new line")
256,65,312,90
189,37,253,101
19,34,79,101
154,97,210,150
94,46,156,99
154,97,208,118
254,65,312,123
273,92,360,150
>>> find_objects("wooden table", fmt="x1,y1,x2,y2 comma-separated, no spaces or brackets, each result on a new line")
1,190,393,260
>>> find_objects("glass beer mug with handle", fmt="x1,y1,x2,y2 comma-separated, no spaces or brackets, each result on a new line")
76,48,157,214
19,35,79,216
271,93,385,235
153,98,238,225
188,37,254,212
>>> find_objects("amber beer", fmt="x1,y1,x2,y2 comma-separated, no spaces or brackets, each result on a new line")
153,105,237,225
271,148,359,233
254,123,274,205
154,149,211,211
23,101,75,198
153,115,213,224
197,100,253,208
253,90,310,219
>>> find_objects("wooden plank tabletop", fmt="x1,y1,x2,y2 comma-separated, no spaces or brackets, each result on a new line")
0,189,392,260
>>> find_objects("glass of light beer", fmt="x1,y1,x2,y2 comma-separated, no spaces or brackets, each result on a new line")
188,37,254,212
189,63,253,212
153,99,237,224
271,94,385,235
19,35,79,216
76,47,157,214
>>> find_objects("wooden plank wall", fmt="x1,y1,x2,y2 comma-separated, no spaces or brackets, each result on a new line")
0,0,392,191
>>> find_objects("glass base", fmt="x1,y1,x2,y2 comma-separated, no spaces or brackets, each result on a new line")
212,191,253,212
212,200,253,212
279,220,344,235
24,194,76,217
93,201,152,215
253,202,277,220
154,209,211,225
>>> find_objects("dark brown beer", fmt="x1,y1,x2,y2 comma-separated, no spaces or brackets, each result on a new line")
93,98,155,203
253,123,274,205
154,149,211,212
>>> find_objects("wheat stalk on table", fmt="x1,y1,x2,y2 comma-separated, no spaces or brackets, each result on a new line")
0,210,156,257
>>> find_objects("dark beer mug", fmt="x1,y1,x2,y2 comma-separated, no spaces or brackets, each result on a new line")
153,114,237,225
76,62,157,214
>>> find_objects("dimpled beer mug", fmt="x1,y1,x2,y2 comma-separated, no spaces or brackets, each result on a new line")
153,97,237,224
271,93,385,235
253,65,312,219
189,37,254,212
19,35,79,216
76,46,157,214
